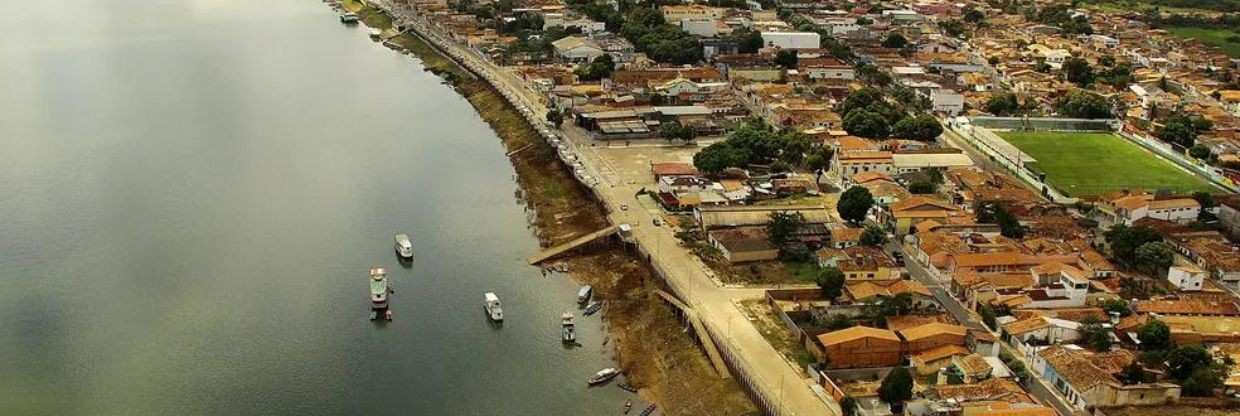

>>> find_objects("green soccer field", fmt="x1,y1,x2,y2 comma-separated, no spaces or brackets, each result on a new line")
998,131,1217,197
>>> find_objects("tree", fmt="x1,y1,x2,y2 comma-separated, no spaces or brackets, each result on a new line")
1167,345,1214,381
774,49,798,69
841,396,859,416
882,33,908,49
729,29,763,54
1193,191,1216,210
1134,241,1174,275
1158,114,1213,148
1080,316,1113,352
1119,361,1147,384
693,143,748,174
817,266,846,300
909,181,936,194
979,304,997,330
1102,298,1131,317
805,147,833,183
860,225,887,246
963,7,985,23
1055,90,1111,119
1182,366,1224,396
839,87,884,116
986,93,1022,116
994,204,1024,239
1104,225,1163,265
1189,144,1212,159
574,54,614,81
891,114,943,141
767,211,807,250
545,110,564,128
843,110,890,139
1137,319,1172,351
878,367,914,404
660,122,695,143
1063,57,1095,86
838,186,875,224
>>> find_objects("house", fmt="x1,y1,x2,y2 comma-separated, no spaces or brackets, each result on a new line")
886,197,964,235
1132,295,1240,316
1215,193,1240,240
551,36,604,62
1032,345,1181,410
816,246,902,281
899,322,968,355
832,151,894,178
660,5,726,23
1167,260,1206,291
911,344,971,376
816,326,904,369
657,176,712,195
1001,316,1082,355
951,353,995,383
845,280,935,309
708,226,780,263
930,89,965,115
828,225,863,249
761,32,821,50
1099,192,1200,225
650,162,699,181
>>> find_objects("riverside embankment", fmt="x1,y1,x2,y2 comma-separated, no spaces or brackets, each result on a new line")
337,1,758,414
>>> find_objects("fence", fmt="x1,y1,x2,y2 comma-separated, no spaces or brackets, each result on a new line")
969,116,1119,132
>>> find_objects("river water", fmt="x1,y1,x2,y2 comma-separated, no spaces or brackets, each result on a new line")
0,1,630,414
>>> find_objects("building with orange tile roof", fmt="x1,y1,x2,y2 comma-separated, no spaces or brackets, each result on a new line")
815,326,903,369
899,322,968,354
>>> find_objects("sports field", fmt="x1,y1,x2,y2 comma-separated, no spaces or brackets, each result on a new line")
998,131,1216,197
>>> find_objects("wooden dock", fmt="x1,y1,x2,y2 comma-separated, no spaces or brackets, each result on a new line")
526,225,620,264
655,290,730,379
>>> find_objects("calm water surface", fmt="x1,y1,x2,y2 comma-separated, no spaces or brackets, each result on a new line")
0,1,628,414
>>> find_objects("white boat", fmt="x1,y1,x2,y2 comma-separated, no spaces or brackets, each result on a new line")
339,13,359,24
394,233,413,259
370,267,389,310
561,312,576,343
484,292,504,322
587,367,620,386
368,28,382,40
577,285,593,305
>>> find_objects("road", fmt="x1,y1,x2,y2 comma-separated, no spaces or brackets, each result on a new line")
382,3,839,415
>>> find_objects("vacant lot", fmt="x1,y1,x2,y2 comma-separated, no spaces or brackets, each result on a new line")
999,131,1215,197
1166,26,1240,58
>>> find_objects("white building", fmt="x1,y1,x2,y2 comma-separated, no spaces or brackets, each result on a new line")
761,32,821,50
891,153,972,175
1167,260,1206,291
930,89,965,115
551,36,604,62
681,19,729,37
1104,194,1201,225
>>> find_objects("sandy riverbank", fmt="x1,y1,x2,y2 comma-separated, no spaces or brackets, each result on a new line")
336,3,756,414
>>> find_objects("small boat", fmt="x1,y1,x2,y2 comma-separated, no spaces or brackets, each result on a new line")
624,400,632,414
583,301,602,316
339,12,359,24
368,28,382,40
587,367,620,386
577,285,593,306
384,309,393,321
561,312,576,343
618,382,637,393
484,292,504,322
639,404,657,416
394,233,413,259
370,267,389,310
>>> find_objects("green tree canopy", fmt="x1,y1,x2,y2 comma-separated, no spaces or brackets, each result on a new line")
767,211,807,249
985,93,1022,116
878,367,914,404
892,114,943,141
574,54,615,81
882,33,908,49
817,266,846,300
1104,225,1163,265
774,49,798,69
843,110,891,139
1080,316,1114,352
860,225,887,246
1063,56,1095,86
838,186,875,224
1055,90,1111,119
1137,319,1172,351
1134,241,1175,275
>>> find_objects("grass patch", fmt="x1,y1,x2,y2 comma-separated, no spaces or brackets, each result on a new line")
740,300,817,371
1165,26,1240,58
999,131,1215,197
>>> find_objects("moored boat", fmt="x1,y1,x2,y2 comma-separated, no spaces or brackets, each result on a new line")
576,285,592,306
587,367,620,386
484,292,504,322
561,312,576,343
583,300,602,316
368,28,382,40
394,233,413,259
339,12,359,24
370,267,389,310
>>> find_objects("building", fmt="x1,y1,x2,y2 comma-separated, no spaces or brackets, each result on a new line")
660,5,726,23
899,322,968,355
551,36,604,62
832,151,894,178
1100,192,1200,225
708,227,779,263
761,32,821,50
816,326,903,368
891,152,973,175
1032,346,1181,410
1167,260,1206,291
1001,316,1082,354
930,89,965,115
816,246,902,281
886,197,964,235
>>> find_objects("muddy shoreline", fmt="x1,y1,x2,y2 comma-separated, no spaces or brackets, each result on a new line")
352,8,756,415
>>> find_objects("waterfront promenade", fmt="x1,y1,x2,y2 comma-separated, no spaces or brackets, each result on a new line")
375,1,839,414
